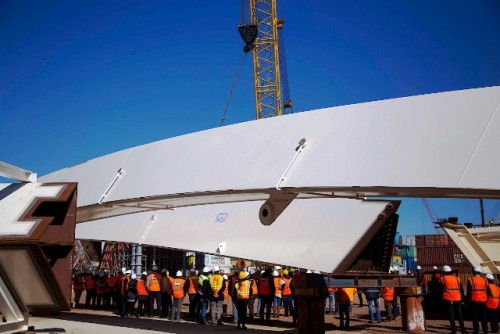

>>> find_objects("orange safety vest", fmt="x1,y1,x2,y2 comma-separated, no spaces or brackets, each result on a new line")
107,276,118,291
469,276,488,302
282,277,292,296
236,280,251,300
274,277,282,295
381,287,395,301
167,276,173,294
210,274,223,294
259,276,271,295
188,277,198,295
147,273,161,292
223,280,229,298
486,283,500,309
172,278,185,298
73,275,84,291
251,279,258,295
120,276,130,294
96,279,108,295
440,275,461,302
85,276,96,290
136,279,148,296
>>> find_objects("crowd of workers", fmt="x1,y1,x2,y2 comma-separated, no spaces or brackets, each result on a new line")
72,263,500,333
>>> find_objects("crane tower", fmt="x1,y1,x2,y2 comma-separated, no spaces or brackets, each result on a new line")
239,0,292,119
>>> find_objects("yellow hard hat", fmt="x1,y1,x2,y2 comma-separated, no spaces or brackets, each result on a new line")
283,269,289,275
239,271,246,279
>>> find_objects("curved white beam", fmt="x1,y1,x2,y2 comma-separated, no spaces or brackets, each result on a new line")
40,86,500,224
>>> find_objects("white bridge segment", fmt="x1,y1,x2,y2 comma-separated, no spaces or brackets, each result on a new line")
40,86,500,224
76,198,395,273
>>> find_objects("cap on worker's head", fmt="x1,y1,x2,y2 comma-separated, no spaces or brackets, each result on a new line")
272,270,279,277
486,273,494,280
442,265,452,273
283,269,289,275
203,266,210,274
239,271,246,279
176,270,182,277
131,273,137,279
213,265,220,272
473,265,482,273
416,265,421,270
432,266,438,270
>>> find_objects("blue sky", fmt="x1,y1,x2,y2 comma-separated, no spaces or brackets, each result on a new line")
1,1,500,238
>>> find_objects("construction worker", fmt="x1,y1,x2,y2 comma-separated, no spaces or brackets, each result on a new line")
338,287,356,330
227,271,239,324
119,270,132,318
125,273,138,318
381,286,395,321
160,268,172,317
467,265,488,334
485,273,499,333
363,286,382,323
171,270,186,321
85,272,97,309
272,270,285,318
114,269,124,311
222,274,229,317
106,271,118,310
72,271,85,308
96,272,108,309
235,271,253,330
135,271,149,317
248,268,259,320
440,265,467,334
147,265,161,317
186,268,199,322
282,269,293,317
197,266,212,325
209,265,226,325
258,267,275,325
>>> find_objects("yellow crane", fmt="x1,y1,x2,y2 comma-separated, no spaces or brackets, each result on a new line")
239,0,292,119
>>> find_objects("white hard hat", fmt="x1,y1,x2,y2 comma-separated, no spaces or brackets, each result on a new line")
416,266,422,270
314,271,321,274
275,266,282,270
121,267,126,274
486,273,494,280
443,265,452,273
142,271,147,276
272,270,279,277
125,269,132,274
223,275,228,280
245,271,250,278
306,270,312,274
213,265,220,272
203,266,210,273
176,270,182,277
432,266,438,270
473,265,482,273
131,273,137,279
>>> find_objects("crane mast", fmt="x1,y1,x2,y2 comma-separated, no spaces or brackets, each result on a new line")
239,0,292,119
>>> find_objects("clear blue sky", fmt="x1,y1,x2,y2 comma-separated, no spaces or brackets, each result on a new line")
1,1,500,238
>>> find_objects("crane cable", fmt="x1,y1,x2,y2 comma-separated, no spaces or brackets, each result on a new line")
220,51,247,127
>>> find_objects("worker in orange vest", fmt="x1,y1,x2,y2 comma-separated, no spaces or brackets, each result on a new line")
135,271,149,317
171,270,186,321
272,269,285,318
467,266,488,334
119,270,132,317
485,273,499,333
147,265,162,317
337,287,356,330
85,273,97,309
248,268,259,320
209,266,226,325
72,271,85,308
186,268,199,322
235,271,253,330
160,268,172,317
258,268,275,325
106,271,118,310
440,265,466,334
222,274,229,317
381,286,395,321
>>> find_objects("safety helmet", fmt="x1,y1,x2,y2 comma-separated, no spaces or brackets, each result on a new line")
486,273,494,280
473,265,482,273
306,270,312,273
142,271,147,276
213,265,220,272
416,266,421,270
275,266,282,270
121,267,126,274
131,273,137,279
203,266,210,274
223,275,228,280
176,270,182,277
314,271,321,274
272,270,279,277
161,268,168,274
432,266,438,270
125,269,132,275
239,271,246,279
442,265,452,273
283,269,289,275
152,265,158,271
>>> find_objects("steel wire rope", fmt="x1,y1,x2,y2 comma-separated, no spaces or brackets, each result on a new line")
220,52,248,126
